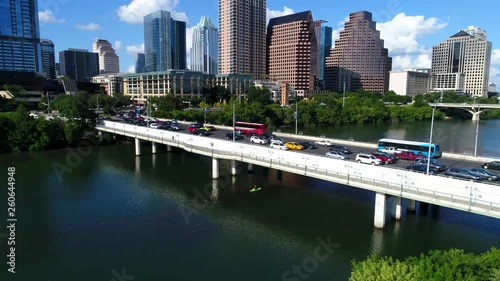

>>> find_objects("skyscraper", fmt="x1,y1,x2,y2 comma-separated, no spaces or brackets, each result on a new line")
191,16,218,74
41,39,56,80
134,53,145,73
0,0,42,73
325,11,392,94
218,0,266,78
92,39,120,74
170,19,186,70
266,11,319,93
59,49,99,82
431,26,492,97
319,25,332,81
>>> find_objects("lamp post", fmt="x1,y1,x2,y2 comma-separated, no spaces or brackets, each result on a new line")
342,80,346,107
426,91,443,175
294,92,298,135
474,96,479,157
232,100,236,142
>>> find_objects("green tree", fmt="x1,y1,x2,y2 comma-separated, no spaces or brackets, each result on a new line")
56,95,96,143
247,86,273,105
157,95,182,111
0,116,14,153
7,105,36,151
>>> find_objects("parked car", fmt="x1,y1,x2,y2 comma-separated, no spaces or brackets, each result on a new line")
285,142,304,150
413,157,446,172
330,145,352,154
371,152,394,164
192,129,210,136
482,161,500,170
250,136,268,145
444,168,481,181
394,151,421,161
315,140,333,147
299,142,317,149
355,153,382,165
467,168,500,181
326,151,349,160
270,142,289,150
406,163,438,175
226,132,244,140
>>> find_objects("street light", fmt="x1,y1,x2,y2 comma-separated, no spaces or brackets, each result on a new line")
232,99,236,142
294,92,298,135
342,80,346,107
474,96,479,157
426,91,443,175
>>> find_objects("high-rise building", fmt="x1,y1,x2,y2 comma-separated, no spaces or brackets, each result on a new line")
389,69,431,97
325,11,392,94
143,11,186,72
266,11,319,94
134,53,145,73
0,0,42,73
41,39,56,80
319,25,332,81
59,49,99,82
431,26,492,97
218,0,266,78
191,16,218,74
92,39,120,74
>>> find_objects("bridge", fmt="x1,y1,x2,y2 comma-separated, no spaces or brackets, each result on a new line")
96,121,500,229
429,103,500,121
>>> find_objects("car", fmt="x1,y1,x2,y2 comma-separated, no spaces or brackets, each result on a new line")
270,136,285,143
226,132,244,140
315,140,333,146
330,145,352,154
326,151,348,160
355,153,382,165
394,151,421,161
187,125,198,132
250,136,268,145
406,163,438,175
270,142,289,150
200,125,216,131
169,124,181,131
149,123,161,129
299,142,317,149
379,147,399,154
378,151,398,162
444,168,481,181
285,142,304,150
371,152,394,164
189,122,203,128
413,157,446,172
192,129,210,136
269,138,284,145
482,161,500,170
467,168,500,181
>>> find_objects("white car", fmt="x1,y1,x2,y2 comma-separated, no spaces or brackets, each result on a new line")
270,142,289,150
250,136,268,144
149,123,161,129
326,151,348,160
355,153,382,165
315,140,333,146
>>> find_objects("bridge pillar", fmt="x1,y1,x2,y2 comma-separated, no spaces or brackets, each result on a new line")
152,142,158,154
167,145,172,152
472,112,480,121
248,163,254,173
212,158,219,179
135,138,141,156
407,199,416,212
277,170,283,181
98,131,103,142
393,197,402,220
230,160,237,176
374,193,386,229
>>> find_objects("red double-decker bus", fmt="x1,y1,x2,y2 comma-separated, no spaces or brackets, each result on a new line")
234,122,267,135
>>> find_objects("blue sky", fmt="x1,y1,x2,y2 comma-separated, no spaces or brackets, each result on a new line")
38,0,500,86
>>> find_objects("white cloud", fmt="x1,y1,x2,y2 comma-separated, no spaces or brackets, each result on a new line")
126,43,145,54
266,6,294,24
126,65,135,73
186,26,195,69
38,10,65,23
76,23,100,31
116,0,188,24
114,41,122,51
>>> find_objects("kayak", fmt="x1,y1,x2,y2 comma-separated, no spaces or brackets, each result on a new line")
249,187,262,193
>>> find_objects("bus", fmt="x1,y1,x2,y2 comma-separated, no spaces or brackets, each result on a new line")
234,122,268,135
377,138,442,158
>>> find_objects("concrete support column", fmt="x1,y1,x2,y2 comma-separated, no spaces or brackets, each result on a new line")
230,160,237,176
135,138,141,156
277,170,283,181
212,158,219,179
472,112,480,121
374,193,386,229
167,145,172,152
248,163,254,173
152,142,157,154
98,131,103,142
407,199,416,212
393,197,402,220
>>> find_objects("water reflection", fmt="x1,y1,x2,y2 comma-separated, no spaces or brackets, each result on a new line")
370,229,384,255
211,179,219,203
135,156,141,174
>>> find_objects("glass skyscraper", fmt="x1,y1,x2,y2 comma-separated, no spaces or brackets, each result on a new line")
190,16,218,74
59,49,99,82
319,25,332,81
134,53,145,73
41,39,56,79
0,0,42,72
171,19,186,70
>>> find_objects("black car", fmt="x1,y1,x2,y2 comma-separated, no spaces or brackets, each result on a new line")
406,163,438,175
413,158,446,172
299,142,318,149
468,168,500,181
444,168,481,181
190,122,203,128
226,132,244,140
330,145,352,154
192,129,210,136
482,161,500,170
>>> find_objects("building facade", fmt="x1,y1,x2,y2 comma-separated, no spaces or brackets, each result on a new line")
41,39,56,79
430,73,465,93
431,26,492,97
59,49,99,82
0,0,42,73
389,69,431,97
92,73,124,96
218,0,266,78
207,74,253,96
319,25,332,81
92,39,120,74
325,11,392,94
134,53,145,73
171,19,186,70
190,16,218,74
266,11,319,94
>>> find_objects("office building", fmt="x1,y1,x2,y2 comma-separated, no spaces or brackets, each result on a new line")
319,25,332,81
92,39,120,74
191,16,218,74
325,11,392,94
59,49,99,82
389,69,431,96
134,53,145,73
92,73,124,96
170,19,186,70
0,0,42,73
41,39,56,79
218,0,266,78
488,83,497,93
266,11,319,94
431,26,492,97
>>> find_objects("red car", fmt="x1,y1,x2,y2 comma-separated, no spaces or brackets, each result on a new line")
394,151,421,161
187,125,198,132
372,152,394,164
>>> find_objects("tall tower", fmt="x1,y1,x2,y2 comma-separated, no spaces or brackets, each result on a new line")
59,49,99,82
319,24,333,81
325,11,392,94
92,39,120,73
218,0,266,78
431,26,492,97
134,53,145,73
144,11,171,72
41,39,56,79
191,16,218,74
170,19,186,70
0,0,42,73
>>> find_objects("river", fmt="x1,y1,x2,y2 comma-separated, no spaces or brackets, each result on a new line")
1,120,499,280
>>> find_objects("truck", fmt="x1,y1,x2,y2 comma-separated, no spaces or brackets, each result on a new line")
379,146,399,154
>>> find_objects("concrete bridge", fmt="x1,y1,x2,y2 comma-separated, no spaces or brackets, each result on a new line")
429,103,500,121
96,121,500,229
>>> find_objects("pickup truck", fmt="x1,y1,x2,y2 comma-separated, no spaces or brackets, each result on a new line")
378,147,398,154
394,151,421,161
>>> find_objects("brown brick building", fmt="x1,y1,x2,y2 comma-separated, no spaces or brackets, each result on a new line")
325,11,392,94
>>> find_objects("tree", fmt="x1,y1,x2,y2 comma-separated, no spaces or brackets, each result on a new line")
2,85,26,97
157,95,182,111
7,105,36,151
0,116,14,153
247,86,273,105
56,95,96,143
